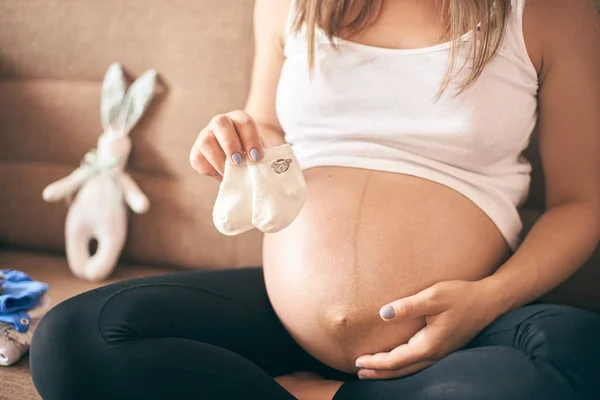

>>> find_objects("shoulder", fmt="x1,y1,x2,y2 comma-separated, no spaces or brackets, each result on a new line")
254,0,293,50
522,0,599,77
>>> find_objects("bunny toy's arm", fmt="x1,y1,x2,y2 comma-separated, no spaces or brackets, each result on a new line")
118,172,150,214
42,167,95,202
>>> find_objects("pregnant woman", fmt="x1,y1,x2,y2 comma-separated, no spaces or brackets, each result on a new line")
31,0,600,399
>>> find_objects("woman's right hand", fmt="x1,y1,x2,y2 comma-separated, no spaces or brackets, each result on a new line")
190,110,264,180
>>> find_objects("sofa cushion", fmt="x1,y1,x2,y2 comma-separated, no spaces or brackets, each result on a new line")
0,358,38,400
0,0,264,270
0,250,180,312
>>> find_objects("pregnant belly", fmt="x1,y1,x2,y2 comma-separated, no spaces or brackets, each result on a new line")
263,167,510,373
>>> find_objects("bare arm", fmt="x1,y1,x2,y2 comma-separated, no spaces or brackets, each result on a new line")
244,0,291,147
483,0,600,312
190,0,290,179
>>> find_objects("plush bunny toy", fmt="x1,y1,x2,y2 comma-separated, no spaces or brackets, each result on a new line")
42,63,157,282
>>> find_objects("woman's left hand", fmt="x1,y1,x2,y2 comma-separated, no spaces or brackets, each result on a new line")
355,279,502,380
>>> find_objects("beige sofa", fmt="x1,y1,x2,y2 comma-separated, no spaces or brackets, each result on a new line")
1,1,599,399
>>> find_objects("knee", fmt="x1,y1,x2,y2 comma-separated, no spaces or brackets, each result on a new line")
31,299,78,362
30,295,105,399
517,305,600,397
424,348,572,400
517,305,600,359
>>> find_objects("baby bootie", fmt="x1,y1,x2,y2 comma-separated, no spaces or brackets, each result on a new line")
212,161,255,236
248,144,307,233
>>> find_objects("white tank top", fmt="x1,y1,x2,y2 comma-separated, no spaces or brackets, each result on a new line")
276,0,539,250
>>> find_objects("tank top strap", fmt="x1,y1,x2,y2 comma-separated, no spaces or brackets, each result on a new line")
511,0,527,16
504,0,537,76
285,0,298,37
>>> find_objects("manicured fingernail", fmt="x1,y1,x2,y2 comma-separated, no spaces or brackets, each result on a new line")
380,305,395,320
358,376,368,380
232,152,243,165
215,172,222,177
249,148,261,161
355,364,364,369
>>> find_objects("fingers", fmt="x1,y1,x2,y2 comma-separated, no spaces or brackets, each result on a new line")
356,328,436,371
201,130,227,176
380,284,445,321
190,111,262,180
357,360,435,380
190,128,224,179
227,110,263,161
211,114,244,165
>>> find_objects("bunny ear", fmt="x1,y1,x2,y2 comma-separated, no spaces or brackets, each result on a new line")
101,63,127,131
116,69,157,136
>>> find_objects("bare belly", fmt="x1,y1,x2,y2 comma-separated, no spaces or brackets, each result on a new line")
263,167,509,373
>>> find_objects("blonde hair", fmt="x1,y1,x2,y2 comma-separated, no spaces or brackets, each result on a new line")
293,0,511,95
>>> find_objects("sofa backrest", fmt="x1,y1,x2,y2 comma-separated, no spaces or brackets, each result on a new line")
0,0,598,311
0,0,263,269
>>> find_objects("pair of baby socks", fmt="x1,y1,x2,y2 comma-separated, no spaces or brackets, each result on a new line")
213,144,307,236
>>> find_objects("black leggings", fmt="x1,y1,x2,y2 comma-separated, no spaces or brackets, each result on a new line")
30,268,600,400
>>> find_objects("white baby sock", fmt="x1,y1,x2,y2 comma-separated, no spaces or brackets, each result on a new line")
212,161,254,236
248,144,307,233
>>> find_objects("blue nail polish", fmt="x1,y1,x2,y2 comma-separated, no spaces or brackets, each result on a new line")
232,152,243,165
355,364,364,369
358,376,368,380
380,305,395,319
249,148,261,161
